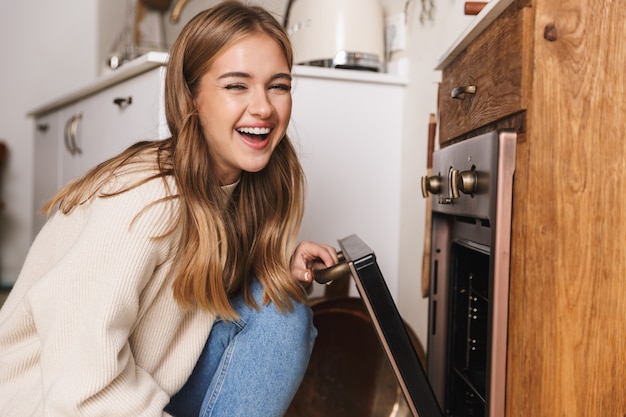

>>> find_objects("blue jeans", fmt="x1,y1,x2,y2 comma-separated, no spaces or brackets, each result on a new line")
165,279,317,417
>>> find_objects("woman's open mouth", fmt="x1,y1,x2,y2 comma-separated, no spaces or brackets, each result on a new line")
236,127,270,141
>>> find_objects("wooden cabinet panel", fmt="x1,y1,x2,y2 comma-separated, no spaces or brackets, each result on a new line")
506,0,626,416
438,2,529,144
437,0,626,415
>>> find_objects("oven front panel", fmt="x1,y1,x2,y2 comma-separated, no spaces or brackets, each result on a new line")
425,130,517,417
427,215,493,416
431,131,501,221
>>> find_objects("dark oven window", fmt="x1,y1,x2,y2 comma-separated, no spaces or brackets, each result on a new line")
447,242,489,417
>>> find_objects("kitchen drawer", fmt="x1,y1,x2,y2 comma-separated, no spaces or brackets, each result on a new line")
32,65,167,238
59,67,167,187
438,2,530,145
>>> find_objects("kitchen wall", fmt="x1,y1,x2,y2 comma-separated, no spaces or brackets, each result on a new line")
0,0,476,343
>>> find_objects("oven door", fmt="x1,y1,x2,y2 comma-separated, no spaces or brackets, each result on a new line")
426,130,516,417
337,234,444,417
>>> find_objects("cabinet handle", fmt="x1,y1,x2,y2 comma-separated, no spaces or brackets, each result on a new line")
63,116,73,154
171,0,189,23
451,85,476,100
113,96,133,108
64,113,82,155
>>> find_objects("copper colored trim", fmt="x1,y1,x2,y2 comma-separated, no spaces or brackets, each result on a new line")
488,131,517,417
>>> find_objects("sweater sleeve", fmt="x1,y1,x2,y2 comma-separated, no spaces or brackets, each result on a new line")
27,177,179,417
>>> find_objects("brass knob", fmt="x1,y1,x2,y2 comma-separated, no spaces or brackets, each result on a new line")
312,252,351,285
451,169,477,198
421,175,442,198
451,85,476,100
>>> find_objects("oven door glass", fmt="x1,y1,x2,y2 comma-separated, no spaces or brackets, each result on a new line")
447,241,490,416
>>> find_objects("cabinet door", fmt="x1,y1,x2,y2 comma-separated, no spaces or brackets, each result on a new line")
60,67,167,186
88,67,167,169
290,74,405,297
60,102,86,186
33,112,61,235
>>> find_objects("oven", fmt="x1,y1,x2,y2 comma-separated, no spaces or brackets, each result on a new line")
422,130,517,417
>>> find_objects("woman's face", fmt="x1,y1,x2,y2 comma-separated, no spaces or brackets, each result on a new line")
195,32,292,185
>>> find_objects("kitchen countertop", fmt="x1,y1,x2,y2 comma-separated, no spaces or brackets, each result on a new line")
29,52,407,118
293,64,407,86
29,52,170,117
435,0,515,70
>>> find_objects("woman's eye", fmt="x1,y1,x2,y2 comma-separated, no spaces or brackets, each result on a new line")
225,84,247,90
270,84,291,92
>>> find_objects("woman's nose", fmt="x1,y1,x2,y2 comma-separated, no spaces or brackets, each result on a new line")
248,88,272,118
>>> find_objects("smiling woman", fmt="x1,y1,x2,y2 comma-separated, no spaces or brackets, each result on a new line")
0,2,339,417
193,33,293,185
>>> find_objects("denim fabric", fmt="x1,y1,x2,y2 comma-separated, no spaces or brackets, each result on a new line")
165,279,317,417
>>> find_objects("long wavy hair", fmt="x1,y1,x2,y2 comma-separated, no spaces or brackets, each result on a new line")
43,1,306,319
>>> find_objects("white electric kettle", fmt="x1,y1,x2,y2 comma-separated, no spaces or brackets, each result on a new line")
285,0,385,71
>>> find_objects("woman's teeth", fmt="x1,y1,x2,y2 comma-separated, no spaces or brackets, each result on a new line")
237,127,271,135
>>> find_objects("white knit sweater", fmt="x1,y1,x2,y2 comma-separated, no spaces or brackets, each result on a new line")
0,168,217,416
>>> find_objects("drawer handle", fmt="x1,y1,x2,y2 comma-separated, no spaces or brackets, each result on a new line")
64,113,82,155
451,85,476,100
113,96,133,108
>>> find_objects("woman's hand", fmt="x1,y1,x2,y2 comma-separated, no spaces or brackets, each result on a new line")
290,241,339,286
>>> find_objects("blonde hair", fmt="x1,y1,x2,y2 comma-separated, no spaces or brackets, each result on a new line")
44,1,306,319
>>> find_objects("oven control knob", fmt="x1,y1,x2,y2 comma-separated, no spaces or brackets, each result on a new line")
451,169,477,198
421,175,442,197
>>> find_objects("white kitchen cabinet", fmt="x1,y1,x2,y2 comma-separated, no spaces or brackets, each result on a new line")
33,113,61,235
30,53,168,238
290,66,407,298
58,68,167,186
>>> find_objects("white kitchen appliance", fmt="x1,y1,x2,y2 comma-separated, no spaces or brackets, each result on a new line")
285,0,385,71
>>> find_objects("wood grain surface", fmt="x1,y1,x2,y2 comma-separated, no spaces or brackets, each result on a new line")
438,2,529,144
439,0,626,415
506,0,626,415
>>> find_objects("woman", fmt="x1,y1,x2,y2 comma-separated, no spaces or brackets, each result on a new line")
0,2,337,416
